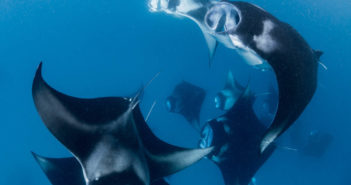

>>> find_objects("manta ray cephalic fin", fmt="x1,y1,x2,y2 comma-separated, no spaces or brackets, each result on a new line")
201,27,218,67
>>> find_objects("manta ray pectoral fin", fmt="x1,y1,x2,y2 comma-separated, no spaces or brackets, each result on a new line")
32,63,130,158
224,70,246,91
31,152,85,185
32,63,98,158
260,124,283,153
201,28,218,67
260,122,290,154
234,80,245,91
132,104,213,180
224,70,235,89
237,82,253,102
146,146,213,180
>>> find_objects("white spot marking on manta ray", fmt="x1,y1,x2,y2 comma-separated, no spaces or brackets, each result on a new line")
253,20,277,53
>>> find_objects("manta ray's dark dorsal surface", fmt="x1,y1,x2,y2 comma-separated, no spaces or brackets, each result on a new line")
31,153,170,185
165,81,206,131
199,86,276,185
206,1,322,153
32,63,212,185
227,2,321,152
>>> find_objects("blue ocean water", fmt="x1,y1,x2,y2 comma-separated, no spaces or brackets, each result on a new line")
0,0,350,185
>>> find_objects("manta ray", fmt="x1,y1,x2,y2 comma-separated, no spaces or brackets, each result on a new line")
301,130,333,158
149,0,322,152
31,63,212,185
287,127,334,158
199,85,276,185
165,80,206,131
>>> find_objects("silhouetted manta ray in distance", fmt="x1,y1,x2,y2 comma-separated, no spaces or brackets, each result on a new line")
165,80,206,131
287,128,334,158
32,63,212,185
149,0,323,152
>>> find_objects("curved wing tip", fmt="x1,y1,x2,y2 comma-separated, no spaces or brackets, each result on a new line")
31,151,47,160
32,62,44,92
260,138,273,153
38,62,43,69
31,151,38,158
31,151,46,165
35,62,43,78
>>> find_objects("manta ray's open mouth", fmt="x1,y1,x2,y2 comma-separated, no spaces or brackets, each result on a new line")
205,2,241,33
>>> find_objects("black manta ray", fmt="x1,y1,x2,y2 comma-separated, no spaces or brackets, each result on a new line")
199,86,276,185
301,130,333,158
149,0,322,152
31,153,170,185
165,81,206,131
32,63,213,185
287,128,334,158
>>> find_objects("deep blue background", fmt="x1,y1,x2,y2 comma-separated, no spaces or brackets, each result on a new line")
0,0,350,185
